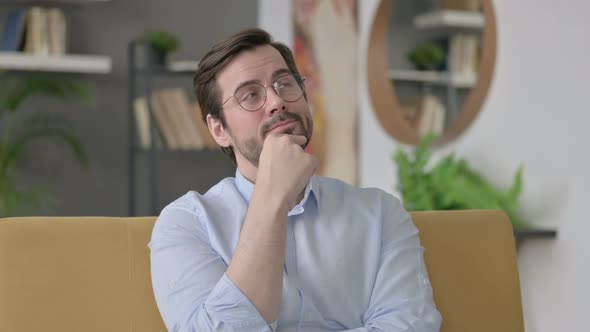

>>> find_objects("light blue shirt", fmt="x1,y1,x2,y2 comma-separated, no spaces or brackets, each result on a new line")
149,170,442,332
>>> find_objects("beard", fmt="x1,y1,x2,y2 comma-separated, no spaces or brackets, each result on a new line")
231,111,313,167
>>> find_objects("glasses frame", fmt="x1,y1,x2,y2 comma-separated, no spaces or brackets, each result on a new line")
221,73,306,112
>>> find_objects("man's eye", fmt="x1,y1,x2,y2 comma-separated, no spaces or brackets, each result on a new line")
277,81,293,89
240,92,258,101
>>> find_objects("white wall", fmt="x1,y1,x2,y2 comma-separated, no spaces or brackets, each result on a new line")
260,0,590,330
358,0,590,331
258,0,293,47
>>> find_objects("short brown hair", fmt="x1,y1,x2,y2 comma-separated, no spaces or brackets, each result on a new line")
193,28,302,164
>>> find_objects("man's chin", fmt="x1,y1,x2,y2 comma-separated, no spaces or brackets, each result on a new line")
264,126,295,137
263,130,308,141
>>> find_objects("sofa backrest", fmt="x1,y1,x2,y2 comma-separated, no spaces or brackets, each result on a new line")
0,216,165,332
411,210,524,332
0,210,523,332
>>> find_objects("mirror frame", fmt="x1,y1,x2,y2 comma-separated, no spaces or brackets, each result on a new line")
367,0,497,146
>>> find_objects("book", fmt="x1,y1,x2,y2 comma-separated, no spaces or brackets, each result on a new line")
158,88,204,150
150,91,182,150
133,97,165,150
133,97,151,149
24,6,49,55
47,8,66,55
400,98,423,131
447,34,479,83
417,95,446,137
0,8,27,51
402,95,446,137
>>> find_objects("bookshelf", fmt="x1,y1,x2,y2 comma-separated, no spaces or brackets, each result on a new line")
413,9,484,30
127,40,215,216
377,1,489,144
389,10,482,138
0,1,113,73
367,0,497,146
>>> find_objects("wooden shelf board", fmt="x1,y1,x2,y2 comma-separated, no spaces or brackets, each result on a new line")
0,0,111,5
134,61,200,76
414,10,484,29
0,52,112,73
388,69,475,88
167,60,199,72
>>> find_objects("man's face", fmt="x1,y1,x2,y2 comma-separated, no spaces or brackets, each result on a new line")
212,45,313,167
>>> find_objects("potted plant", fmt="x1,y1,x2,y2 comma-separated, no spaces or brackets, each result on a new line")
0,73,92,216
142,30,180,66
407,42,446,71
393,134,529,228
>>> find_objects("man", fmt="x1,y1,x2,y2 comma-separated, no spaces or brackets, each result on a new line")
149,28,441,332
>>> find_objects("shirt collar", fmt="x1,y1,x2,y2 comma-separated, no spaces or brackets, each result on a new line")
235,169,320,215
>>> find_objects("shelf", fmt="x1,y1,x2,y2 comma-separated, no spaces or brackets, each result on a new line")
0,52,112,73
135,61,199,76
0,0,111,5
514,228,558,240
388,69,475,88
168,60,199,72
413,10,484,29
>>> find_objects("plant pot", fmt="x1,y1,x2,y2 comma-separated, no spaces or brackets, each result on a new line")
147,47,167,67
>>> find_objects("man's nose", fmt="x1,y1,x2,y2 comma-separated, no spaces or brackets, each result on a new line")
264,87,285,115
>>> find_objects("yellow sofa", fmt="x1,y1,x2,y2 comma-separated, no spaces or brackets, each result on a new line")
0,210,524,332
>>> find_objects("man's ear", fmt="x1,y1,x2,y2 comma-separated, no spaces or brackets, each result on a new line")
207,114,232,148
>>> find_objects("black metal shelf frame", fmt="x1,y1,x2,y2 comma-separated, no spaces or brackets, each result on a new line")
127,40,203,216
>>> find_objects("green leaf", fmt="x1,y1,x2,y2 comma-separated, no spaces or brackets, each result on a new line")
0,74,92,217
502,165,524,211
0,173,51,217
0,74,92,112
143,30,180,54
408,43,445,70
0,113,89,176
392,134,529,228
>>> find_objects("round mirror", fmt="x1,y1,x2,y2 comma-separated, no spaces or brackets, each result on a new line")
367,0,497,146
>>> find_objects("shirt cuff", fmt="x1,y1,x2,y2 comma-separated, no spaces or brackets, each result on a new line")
206,273,276,331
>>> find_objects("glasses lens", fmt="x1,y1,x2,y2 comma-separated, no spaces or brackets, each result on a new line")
235,84,266,111
233,74,305,112
275,74,304,102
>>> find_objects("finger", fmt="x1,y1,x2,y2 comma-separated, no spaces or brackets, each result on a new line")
286,135,307,146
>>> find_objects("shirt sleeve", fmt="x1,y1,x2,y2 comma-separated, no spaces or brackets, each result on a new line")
149,201,276,332
360,194,442,332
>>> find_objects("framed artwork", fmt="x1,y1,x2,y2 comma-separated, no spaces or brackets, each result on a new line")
293,0,358,185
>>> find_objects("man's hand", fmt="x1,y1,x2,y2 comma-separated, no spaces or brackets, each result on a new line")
226,134,317,324
256,134,318,212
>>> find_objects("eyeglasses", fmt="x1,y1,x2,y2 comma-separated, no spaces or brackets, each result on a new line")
222,73,306,112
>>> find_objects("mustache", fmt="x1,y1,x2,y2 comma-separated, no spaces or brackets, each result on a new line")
261,112,304,136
